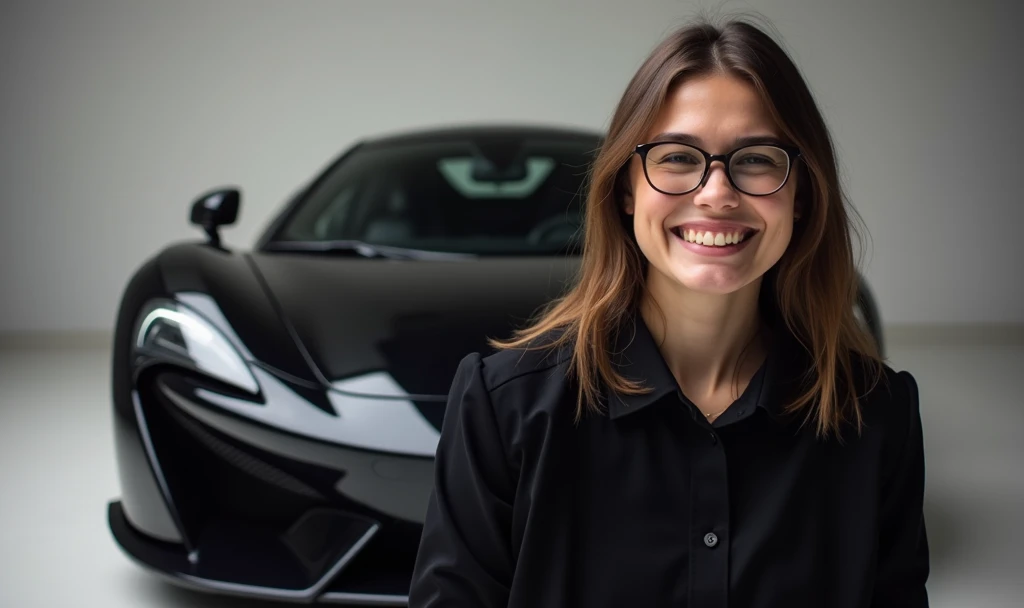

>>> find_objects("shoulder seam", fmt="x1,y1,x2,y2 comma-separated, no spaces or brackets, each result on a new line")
486,349,572,393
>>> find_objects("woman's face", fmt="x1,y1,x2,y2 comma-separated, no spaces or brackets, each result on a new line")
625,73,799,297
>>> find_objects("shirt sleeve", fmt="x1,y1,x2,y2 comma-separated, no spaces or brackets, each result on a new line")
408,352,516,608
872,370,930,607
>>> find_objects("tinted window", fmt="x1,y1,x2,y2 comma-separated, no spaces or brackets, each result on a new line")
272,134,599,255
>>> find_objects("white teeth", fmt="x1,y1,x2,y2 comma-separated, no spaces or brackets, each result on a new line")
679,229,749,247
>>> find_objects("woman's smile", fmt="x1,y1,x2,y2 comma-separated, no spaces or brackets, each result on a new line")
671,226,758,257
669,221,759,257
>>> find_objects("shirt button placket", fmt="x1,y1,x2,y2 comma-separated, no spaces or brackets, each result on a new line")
686,412,730,608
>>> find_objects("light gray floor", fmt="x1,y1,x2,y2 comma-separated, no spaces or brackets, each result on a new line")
1,333,1022,607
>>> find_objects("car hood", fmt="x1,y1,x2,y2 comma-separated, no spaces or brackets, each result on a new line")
246,251,578,399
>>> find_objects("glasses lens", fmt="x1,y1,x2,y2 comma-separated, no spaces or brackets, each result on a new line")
729,145,790,195
643,143,705,194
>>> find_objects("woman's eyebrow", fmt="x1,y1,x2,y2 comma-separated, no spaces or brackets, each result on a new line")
648,132,786,147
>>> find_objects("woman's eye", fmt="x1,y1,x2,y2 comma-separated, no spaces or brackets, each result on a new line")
736,155,773,165
660,154,698,164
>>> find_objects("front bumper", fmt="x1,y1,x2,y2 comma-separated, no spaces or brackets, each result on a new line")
108,500,407,605
109,367,431,605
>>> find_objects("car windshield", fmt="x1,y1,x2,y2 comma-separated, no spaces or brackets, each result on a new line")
268,132,600,255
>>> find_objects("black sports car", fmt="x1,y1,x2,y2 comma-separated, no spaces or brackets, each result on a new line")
106,124,885,605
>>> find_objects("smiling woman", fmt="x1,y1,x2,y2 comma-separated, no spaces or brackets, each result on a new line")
409,15,929,608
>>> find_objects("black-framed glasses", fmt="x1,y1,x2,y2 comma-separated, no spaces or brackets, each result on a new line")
633,141,802,196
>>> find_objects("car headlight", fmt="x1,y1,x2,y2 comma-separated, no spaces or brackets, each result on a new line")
133,298,259,394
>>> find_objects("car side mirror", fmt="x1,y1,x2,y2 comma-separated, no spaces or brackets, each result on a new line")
190,188,240,247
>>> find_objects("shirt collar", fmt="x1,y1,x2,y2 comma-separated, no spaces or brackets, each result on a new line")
604,311,809,424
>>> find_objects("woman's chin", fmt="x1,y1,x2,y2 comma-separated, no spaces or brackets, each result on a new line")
646,257,761,297
672,269,755,296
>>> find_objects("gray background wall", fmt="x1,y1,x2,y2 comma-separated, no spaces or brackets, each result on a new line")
2,0,1021,333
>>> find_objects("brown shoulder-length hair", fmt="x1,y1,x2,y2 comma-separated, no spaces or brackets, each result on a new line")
491,17,884,439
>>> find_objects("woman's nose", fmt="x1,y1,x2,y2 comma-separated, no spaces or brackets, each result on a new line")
693,162,740,209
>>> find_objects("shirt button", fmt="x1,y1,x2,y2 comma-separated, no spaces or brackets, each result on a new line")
704,532,718,548
709,432,718,445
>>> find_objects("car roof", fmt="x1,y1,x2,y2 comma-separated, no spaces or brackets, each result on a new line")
358,124,605,149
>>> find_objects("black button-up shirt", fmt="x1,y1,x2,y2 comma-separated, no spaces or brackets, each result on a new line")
409,316,929,607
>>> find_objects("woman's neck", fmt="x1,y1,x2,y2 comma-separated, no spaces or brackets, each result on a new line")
640,273,768,401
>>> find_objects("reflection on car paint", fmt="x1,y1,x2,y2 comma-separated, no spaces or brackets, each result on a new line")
189,366,440,457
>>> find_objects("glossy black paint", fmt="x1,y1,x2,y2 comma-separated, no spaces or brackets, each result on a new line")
110,255,188,547
157,243,321,386
247,251,578,397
